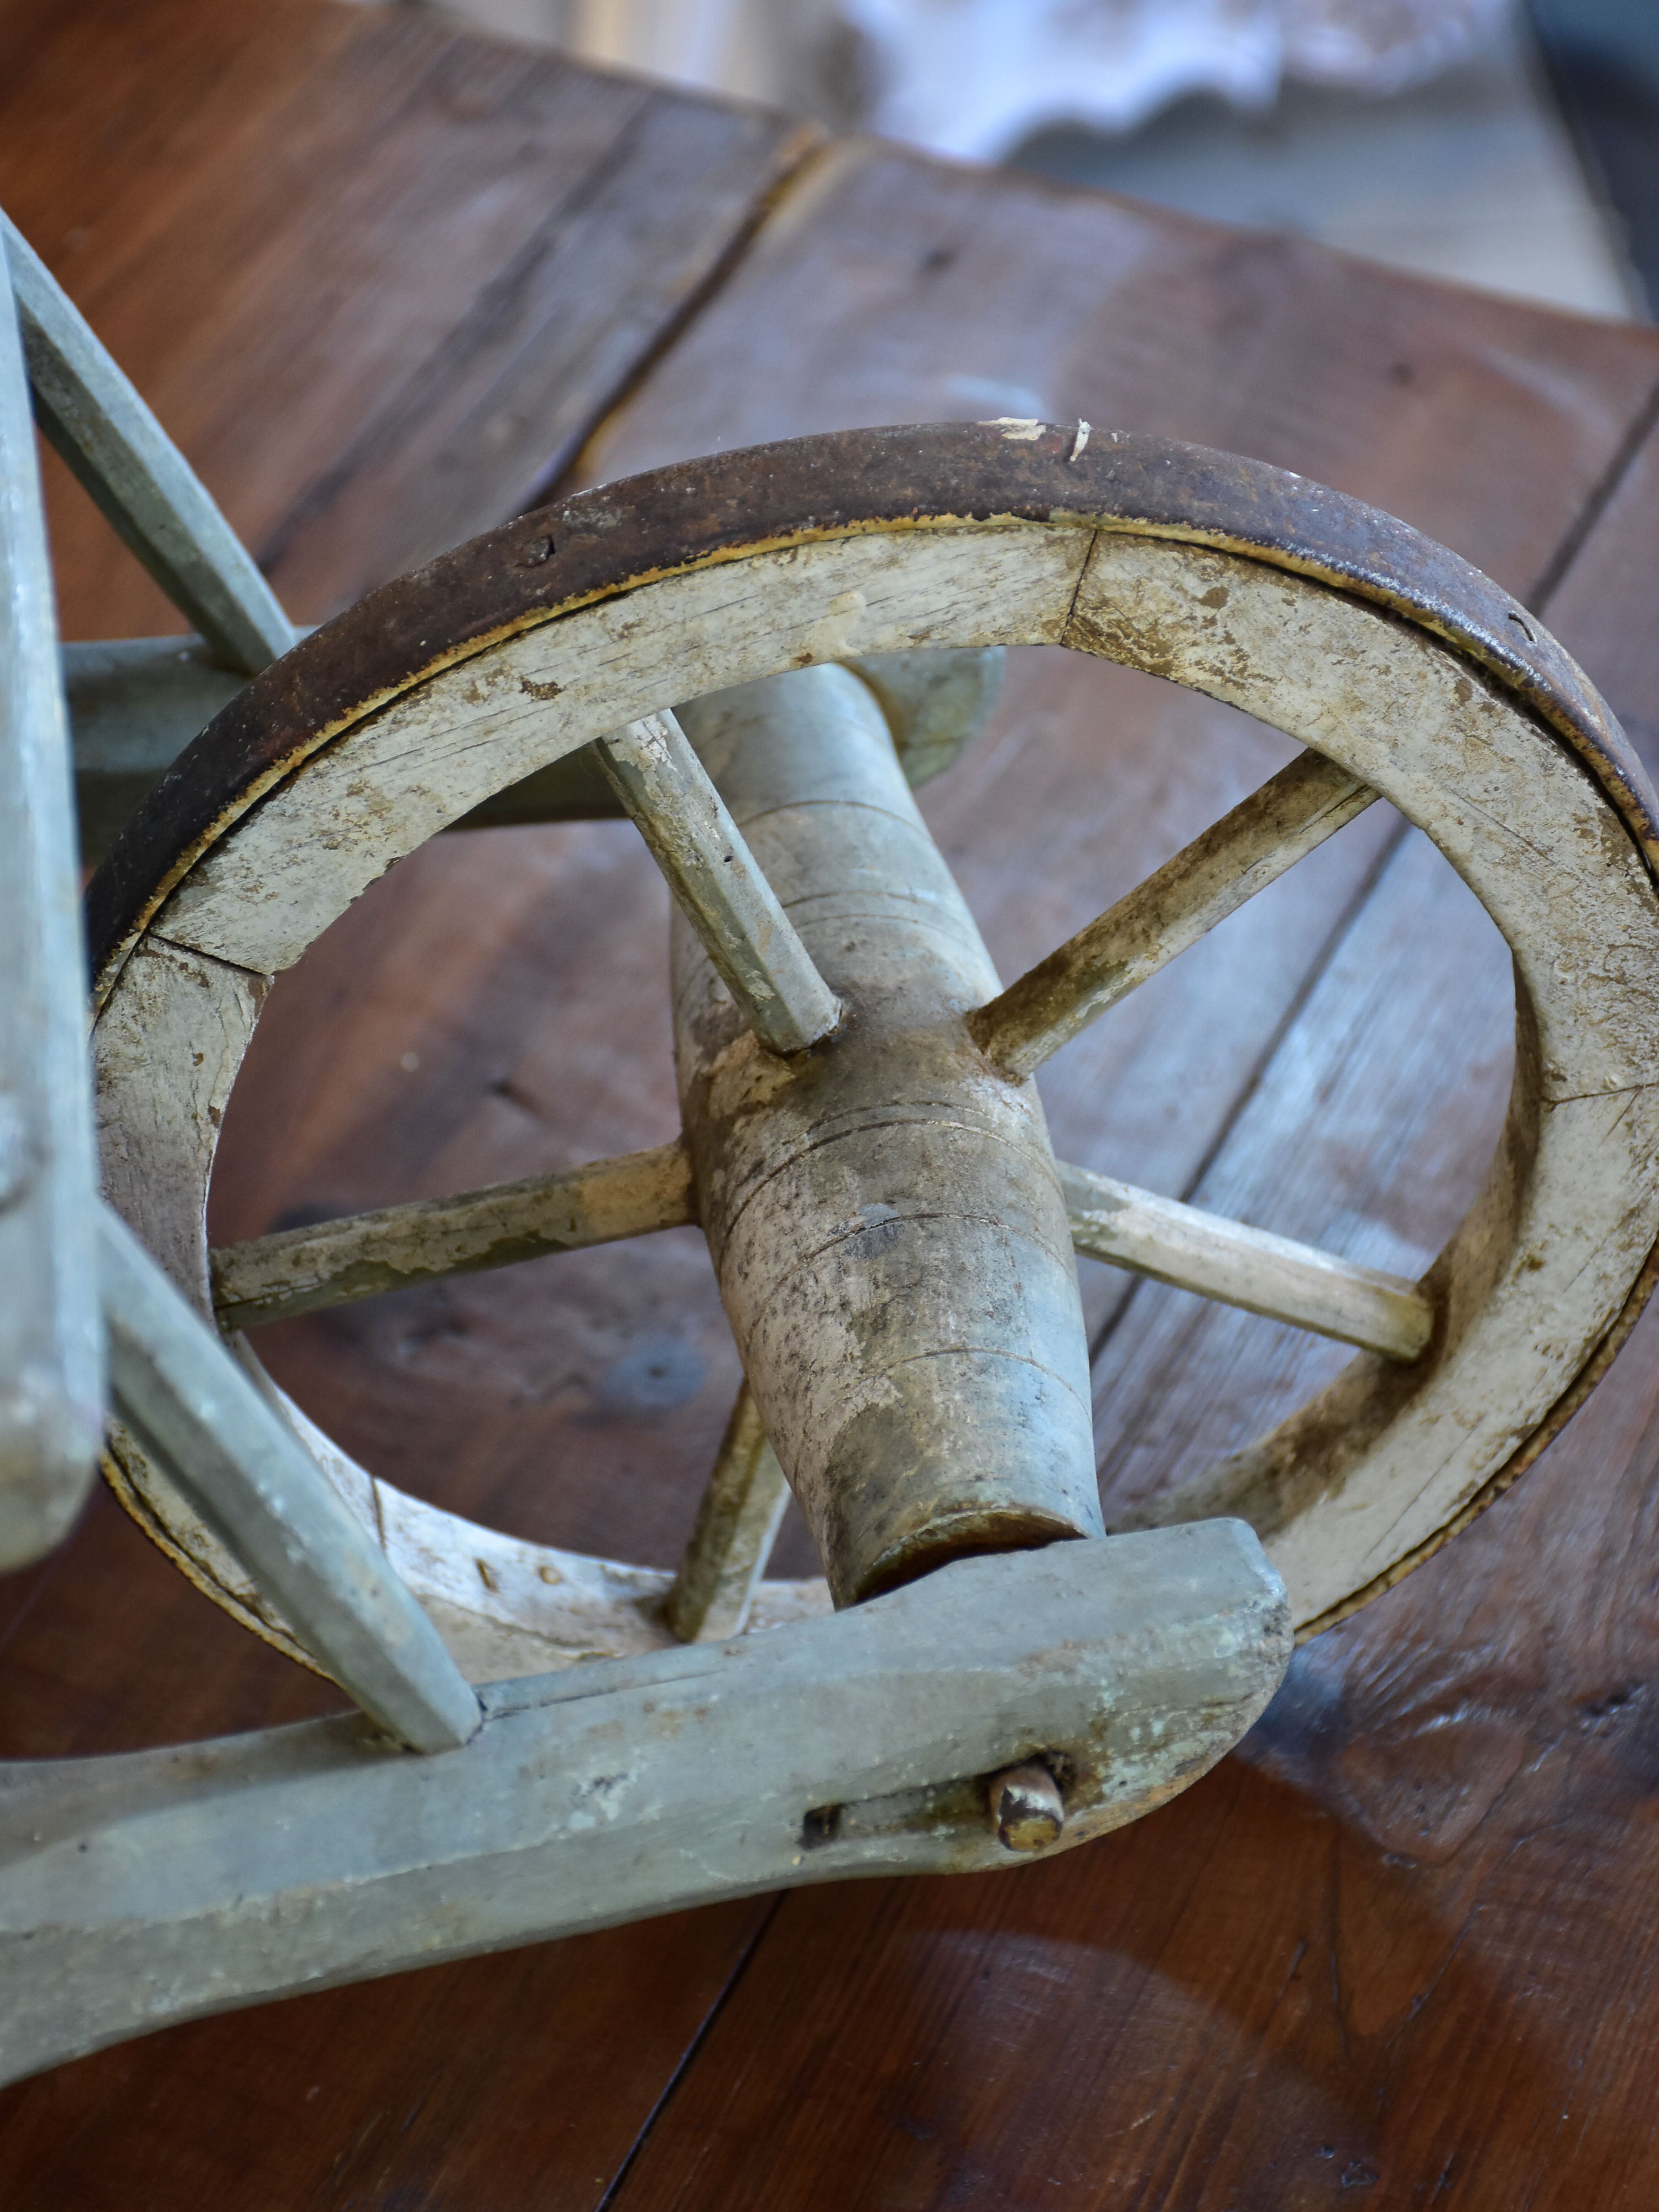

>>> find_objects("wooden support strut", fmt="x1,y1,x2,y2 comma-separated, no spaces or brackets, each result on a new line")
102,1206,481,1753
206,1147,1431,1363
663,1380,791,1642
3,216,295,676
674,665,1104,1608
1062,1162,1431,1360
0,1521,1289,2088
597,710,841,1056
210,1142,694,1332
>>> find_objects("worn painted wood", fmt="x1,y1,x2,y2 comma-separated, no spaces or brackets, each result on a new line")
214,1134,1430,1366
100,1203,479,1751
606,1319,1659,2212
674,664,1100,1604
131,526,1087,984
0,1522,1290,2089
100,927,825,1683
1061,531,1659,1629
4,214,295,672
65,638,1004,863
1061,1160,1431,1361
664,1383,791,1642
971,749,1377,1078
0,255,102,1571
628,499,1659,2208
597,711,841,1056
460,648,1007,830
1090,823,1514,1542
211,1140,695,1331
12,9,1659,2198
568,74,1659,1444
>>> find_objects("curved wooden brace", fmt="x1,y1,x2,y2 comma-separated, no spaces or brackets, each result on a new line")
0,1524,1287,2087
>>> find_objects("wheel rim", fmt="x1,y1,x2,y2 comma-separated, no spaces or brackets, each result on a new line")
89,422,1659,1674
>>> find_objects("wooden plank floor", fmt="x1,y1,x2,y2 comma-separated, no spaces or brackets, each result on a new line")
6,3,1659,2204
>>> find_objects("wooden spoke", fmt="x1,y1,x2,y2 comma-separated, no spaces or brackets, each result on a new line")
1062,1160,1431,1362
101,1204,479,1751
663,1382,791,1644
212,1142,695,1331
971,750,1377,1078
4,216,295,675
596,710,840,1055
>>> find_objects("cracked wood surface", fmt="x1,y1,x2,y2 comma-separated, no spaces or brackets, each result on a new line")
8,2,1659,2206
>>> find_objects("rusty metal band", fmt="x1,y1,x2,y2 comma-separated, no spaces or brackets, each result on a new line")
87,421,1658,1005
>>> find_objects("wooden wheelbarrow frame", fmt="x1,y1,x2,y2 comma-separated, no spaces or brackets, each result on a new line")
3,207,1656,2089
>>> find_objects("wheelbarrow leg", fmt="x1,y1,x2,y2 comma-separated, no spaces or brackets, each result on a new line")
0,234,103,1566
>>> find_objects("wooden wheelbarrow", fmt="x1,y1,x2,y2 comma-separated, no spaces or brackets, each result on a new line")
4,209,1658,2088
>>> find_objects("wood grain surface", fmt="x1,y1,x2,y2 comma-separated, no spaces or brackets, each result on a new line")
0,0,814,634
5,1,1659,2204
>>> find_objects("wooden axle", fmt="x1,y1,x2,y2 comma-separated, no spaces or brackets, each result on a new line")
673,665,1103,1608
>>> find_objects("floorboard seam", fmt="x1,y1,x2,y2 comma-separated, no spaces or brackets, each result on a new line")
1527,368,1659,612
252,82,662,578
596,1892,787,2211
530,128,831,513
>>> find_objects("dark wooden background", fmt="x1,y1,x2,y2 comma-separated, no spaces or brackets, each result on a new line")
4,1,1659,2203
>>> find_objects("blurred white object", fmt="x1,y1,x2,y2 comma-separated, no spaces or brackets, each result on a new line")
1014,17,1640,318
434,2,1517,156
425,0,808,106
427,0,1636,319
841,0,1517,160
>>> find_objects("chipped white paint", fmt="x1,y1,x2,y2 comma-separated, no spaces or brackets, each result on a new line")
801,586,868,664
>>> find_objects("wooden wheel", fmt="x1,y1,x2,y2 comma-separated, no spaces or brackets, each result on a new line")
88,420,1659,1686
